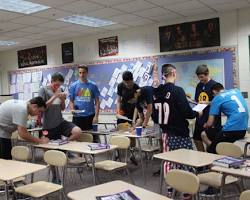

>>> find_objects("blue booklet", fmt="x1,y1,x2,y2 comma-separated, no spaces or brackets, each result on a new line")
88,143,110,150
96,190,140,200
213,156,245,168
48,139,68,146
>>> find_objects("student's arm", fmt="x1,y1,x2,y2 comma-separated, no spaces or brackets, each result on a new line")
60,95,66,110
203,115,215,128
93,97,100,124
69,84,75,111
204,96,221,128
17,126,49,144
177,87,201,119
142,104,153,127
116,95,122,114
38,87,62,108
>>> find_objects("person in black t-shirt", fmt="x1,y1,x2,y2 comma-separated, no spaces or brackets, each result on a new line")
116,71,139,124
130,86,153,128
153,64,202,169
193,65,221,151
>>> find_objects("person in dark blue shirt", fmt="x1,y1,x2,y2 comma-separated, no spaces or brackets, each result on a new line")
193,65,221,151
153,64,202,166
130,86,153,128
202,83,249,153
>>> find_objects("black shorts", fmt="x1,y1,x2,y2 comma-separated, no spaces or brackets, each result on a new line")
45,120,76,140
193,125,204,141
73,114,95,130
0,138,12,159
205,127,221,142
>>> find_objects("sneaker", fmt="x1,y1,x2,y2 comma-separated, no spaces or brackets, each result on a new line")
130,155,138,166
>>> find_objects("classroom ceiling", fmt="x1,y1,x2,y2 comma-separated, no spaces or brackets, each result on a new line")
0,0,250,51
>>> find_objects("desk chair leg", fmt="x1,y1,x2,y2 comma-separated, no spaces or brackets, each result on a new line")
126,168,134,185
219,174,226,200
137,138,146,184
159,160,164,194
243,143,249,158
90,155,97,185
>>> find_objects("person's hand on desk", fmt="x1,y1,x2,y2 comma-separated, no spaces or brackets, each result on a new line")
39,137,49,144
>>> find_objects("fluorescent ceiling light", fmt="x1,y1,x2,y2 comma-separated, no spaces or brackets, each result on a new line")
0,40,18,46
0,0,50,14
57,15,116,27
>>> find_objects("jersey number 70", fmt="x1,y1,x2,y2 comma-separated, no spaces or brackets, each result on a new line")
154,102,170,125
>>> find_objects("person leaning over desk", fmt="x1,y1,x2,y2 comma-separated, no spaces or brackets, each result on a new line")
0,97,48,159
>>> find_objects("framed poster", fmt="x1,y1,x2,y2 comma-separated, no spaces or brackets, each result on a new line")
98,36,118,57
62,42,74,64
18,46,47,68
159,18,220,52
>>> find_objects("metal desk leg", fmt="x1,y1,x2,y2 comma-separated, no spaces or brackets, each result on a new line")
90,154,97,185
159,160,164,194
4,182,9,200
244,142,250,158
104,135,108,144
137,138,145,184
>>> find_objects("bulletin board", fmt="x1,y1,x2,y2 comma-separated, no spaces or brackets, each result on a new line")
157,46,238,99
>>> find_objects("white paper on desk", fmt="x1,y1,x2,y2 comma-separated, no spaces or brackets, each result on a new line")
192,104,208,112
107,87,115,97
100,87,108,98
11,74,16,84
109,77,116,88
112,68,121,79
106,97,113,108
100,99,106,110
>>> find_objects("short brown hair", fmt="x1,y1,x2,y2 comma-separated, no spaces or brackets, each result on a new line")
196,65,209,75
78,64,88,72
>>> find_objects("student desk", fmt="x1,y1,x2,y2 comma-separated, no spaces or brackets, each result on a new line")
0,159,46,200
82,129,111,144
211,165,250,199
111,131,157,184
154,149,223,193
98,121,117,129
33,141,117,185
238,134,250,158
67,180,171,200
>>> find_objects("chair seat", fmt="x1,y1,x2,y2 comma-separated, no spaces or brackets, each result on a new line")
95,160,127,171
0,177,25,186
15,181,62,198
68,157,86,165
198,172,238,188
141,145,159,152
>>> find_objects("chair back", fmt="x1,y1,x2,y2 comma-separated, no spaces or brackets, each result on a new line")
117,123,131,131
78,133,93,143
110,136,130,149
44,150,67,167
240,190,250,200
11,146,30,161
216,142,243,158
165,169,199,195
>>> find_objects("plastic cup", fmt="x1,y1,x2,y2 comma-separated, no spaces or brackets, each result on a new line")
135,126,142,136
92,124,98,132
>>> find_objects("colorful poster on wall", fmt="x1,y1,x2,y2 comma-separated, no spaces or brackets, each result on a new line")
98,36,118,57
62,42,74,64
159,18,220,52
17,46,47,68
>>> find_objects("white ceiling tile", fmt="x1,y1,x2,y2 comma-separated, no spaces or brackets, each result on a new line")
24,33,51,40
32,8,73,19
79,27,107,34
29,0,78,7
88,0,135,6
123,18,155,26
10,16,50,25
145,0,191,6
112,0,156,12
13,37,34,43
135,7,175,18
102,24,130,30
199,0,240,5
86,8,125,19
109,14,144,23
209,1,250,11
59,24,90,32
37,21,70,28
0,22,26,33
1,31,28,39
166,1,206,11
0,10,24,22
180,7,216,16
18,26,51,33
44,29,69,36
149,13,182,22
59,0,104,14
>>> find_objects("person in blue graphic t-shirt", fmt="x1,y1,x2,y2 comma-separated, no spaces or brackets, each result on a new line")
201,83,249,154
69,65,100,141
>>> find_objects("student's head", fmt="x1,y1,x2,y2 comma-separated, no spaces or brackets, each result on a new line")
28,97,46,116
51,72,64,91
128,89,141,104
78,65,88,80
196,65,209,84
161,64,176,81
122,71,134,89
211,83,224,96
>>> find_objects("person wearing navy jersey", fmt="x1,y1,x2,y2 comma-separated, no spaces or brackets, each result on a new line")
153,64,202,160
202,83,249,154
131,86,153,128
193,65,221,151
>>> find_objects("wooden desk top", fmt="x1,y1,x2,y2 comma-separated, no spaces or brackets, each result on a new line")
82,130,111,135
211,165,250,178
34,141,117,155
111,131,157,138
67,180,171,200
154,149,223,168
0,159,46,181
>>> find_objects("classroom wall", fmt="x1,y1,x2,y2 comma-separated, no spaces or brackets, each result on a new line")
0,8,250,106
